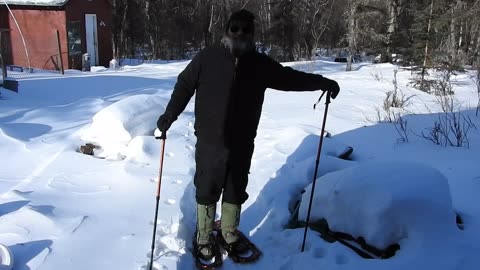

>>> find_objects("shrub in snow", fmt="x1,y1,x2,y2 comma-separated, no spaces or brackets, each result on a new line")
373,68,412,143
369,66,383,81
298,161,456,250
421,95,476,148
81,94,167,159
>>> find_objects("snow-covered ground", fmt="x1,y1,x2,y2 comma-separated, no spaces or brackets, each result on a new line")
0,59,479,270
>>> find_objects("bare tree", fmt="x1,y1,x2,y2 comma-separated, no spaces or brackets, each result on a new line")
420,0,435,91
475,64,480,115
385,0,402,63
287,0,334,60
346,0,357,71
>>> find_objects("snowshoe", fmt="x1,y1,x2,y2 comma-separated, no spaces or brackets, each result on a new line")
192,234,223,270
214,221,262,264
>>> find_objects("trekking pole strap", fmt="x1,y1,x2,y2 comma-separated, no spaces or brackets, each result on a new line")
313,90,332,110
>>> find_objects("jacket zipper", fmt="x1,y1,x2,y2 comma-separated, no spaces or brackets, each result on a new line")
232,57,238,83
225,57,238,144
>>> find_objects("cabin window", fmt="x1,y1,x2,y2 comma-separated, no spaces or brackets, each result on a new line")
67,21,82,56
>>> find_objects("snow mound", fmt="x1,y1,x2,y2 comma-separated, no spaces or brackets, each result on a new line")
81,94,167,159
125,136,161,163
299,161,456,249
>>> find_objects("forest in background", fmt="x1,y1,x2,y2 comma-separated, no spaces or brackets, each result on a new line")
111,0,480,73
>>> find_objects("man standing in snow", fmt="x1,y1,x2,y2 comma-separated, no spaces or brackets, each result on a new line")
156,9,339,262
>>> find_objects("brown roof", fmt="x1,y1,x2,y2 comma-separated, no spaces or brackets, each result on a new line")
1,0,69,7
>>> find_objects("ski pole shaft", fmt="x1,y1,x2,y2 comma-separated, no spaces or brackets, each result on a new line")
150,135,166,270
301,92,331,252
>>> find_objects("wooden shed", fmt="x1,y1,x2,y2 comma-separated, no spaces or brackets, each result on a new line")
0,0,113,71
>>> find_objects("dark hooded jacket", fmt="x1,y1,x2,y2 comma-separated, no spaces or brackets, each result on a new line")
165,47,332,147
164,47,334,204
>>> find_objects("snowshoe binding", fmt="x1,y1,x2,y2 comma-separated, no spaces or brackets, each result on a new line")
215,221,262,264
192,233,223,270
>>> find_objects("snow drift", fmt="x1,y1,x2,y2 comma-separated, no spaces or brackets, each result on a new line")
299,161,457,249
81,94,167,159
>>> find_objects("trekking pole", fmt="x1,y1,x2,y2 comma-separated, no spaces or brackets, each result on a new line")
149,131,167,270
301,90,331,252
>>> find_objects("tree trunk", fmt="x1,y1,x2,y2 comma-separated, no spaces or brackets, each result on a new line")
310,0,333,59
145,0,158,59
448,0,462,63
385,0,399,63
224,0,232,14
119,0,129,60
420,0,434,91
346,0,356,71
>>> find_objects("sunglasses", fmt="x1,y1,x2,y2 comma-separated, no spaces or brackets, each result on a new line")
229,25,252,34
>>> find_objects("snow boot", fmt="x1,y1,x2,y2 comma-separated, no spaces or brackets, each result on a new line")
220,202,249,254
194,203,218,261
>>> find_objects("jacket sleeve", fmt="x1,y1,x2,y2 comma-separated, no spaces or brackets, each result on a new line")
163,51,202,120
262,55,330,92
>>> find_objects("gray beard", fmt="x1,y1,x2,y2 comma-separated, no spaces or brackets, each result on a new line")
221,36,254,57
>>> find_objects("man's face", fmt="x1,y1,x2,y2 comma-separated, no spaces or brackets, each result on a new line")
226,20,254,57
228,20,253,38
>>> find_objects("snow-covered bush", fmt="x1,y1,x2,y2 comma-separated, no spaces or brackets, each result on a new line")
376,68,411,143
369,66,383,81
299,161,456,250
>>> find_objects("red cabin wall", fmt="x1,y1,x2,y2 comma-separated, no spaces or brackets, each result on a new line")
1,0,112,71
7,9,68,70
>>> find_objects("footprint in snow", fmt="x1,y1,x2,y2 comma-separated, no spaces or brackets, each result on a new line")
121,233,135,240
150,176,164,183
154,235,184,256
48,175,110,194
314,247,327,258
164,199,176,205
166,152,175,157
140,262,168,270
144,236,184,267
150,219,179,235
335,253,348,265
171,179,182,184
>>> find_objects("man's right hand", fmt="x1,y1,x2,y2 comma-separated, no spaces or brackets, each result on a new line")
154,128,164,139
156,113,174,133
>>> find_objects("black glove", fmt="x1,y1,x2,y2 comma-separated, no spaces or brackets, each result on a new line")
156,113,174,133
322,78,340,99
